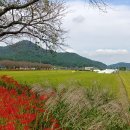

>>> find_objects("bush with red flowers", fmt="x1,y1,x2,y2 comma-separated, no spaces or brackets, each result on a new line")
0,75,61,130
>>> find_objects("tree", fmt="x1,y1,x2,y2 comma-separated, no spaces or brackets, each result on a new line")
89,0,106,6
119,67,126,71
0,0,66,50
0,0,105,50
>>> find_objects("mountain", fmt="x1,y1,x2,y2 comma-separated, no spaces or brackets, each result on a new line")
0,40,107,69
108,62,130,69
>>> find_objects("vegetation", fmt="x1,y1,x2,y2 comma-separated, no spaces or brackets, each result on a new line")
0,60,52,70
0,70,119,94
0,74,130,130
119,67,127,71
1,0,128,129
0,75,62,130
119,72,130,99
0,0,106,50
108,62,130,70
47,86,130,130
0,0,66,50
0,40,107,69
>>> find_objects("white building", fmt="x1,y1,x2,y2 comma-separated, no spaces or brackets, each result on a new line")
84,67,94,71
97,69,119,74
93,69,100,72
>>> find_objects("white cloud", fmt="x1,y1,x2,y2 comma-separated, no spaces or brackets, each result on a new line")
83,49,129,57
63,1,130,64
95,49,129,55
72,15,85,23
65,48,76,53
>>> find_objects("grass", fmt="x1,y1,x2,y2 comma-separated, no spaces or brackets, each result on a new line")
0,75,129,130
0,70,120,94
119,71,130,99
45,85,130,130
1,71,130,129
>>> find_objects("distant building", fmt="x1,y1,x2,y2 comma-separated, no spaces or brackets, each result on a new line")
93,69,100,72
97,69,119,74
84,67,94,71
54,67,68,70
18,67,36,70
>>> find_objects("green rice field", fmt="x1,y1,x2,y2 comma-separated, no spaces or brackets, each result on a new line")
0,70,121,94
0,70,129,98
120,71,130,99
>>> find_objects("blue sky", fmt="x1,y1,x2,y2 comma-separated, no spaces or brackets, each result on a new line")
68,0,130,5
63,0,130,64
106,0,130,5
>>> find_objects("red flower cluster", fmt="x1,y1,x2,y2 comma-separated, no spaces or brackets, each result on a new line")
0,75,21,88
0,75,62,130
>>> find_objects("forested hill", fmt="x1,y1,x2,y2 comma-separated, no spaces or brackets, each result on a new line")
108,62,130,69
0,40,107,69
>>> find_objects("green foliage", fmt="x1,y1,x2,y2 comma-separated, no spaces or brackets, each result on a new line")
119,67,127,71
0,40,107,69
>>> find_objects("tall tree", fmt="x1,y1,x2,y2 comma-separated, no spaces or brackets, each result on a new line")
0,0,105,50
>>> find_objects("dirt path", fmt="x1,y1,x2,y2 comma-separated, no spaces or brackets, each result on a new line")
117,73,130,111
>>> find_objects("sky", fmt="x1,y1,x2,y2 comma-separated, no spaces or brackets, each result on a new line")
0,0,130,65
63,0,130,65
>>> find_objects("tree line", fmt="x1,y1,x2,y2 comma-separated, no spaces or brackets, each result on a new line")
0,60,52,70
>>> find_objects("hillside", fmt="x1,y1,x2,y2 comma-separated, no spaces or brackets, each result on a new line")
109,62,130,69
0,40,107,69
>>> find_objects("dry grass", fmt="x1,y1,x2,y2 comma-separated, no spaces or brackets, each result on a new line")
31,83,130,130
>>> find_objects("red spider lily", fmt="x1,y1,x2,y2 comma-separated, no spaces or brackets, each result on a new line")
0,122,15,130
0,75,62,130
40,95,48,100
18,113,36,124
4,122,15,130
23,126,30,130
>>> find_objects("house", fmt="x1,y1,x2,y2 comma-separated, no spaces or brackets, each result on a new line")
84,67,94,71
